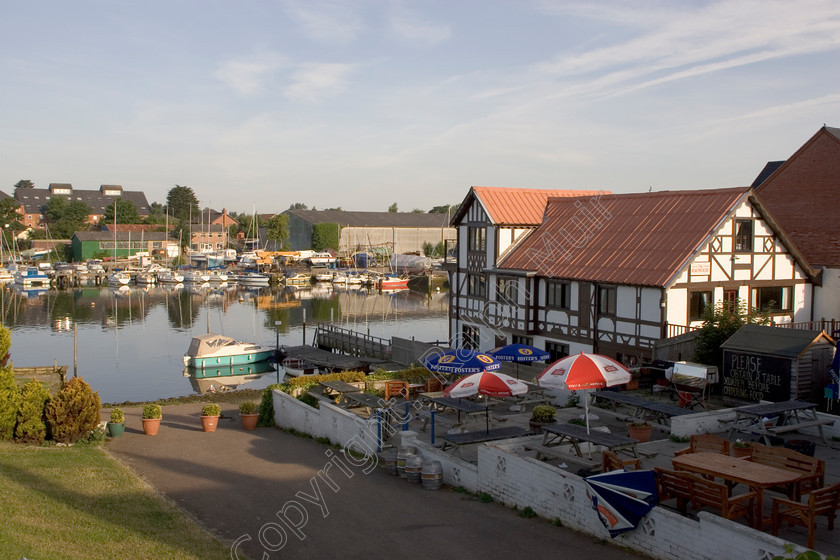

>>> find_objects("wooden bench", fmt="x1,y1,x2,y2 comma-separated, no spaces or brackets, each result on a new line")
674,434,731,457
764,418,835,435
655,467,756,524
749,443,825,500
772,482,840,549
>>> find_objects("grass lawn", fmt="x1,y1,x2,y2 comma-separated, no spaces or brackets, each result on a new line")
0,442,234,560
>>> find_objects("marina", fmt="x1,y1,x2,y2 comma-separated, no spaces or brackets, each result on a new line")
1,281,447,403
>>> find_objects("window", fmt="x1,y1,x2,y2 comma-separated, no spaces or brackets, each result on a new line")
468,274,487,297
498,278,518,304
598,286,617,315
689,291,713,321
462,326,479,350
734,219,753,252
546,341,569,362
468,227,486,252
547,281,570,309
512,335,533,346
753,286,792,312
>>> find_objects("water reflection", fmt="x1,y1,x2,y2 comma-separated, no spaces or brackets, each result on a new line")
186,362,280,394
1,282,448,402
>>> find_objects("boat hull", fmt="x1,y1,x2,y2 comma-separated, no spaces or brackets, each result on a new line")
185,349,274,369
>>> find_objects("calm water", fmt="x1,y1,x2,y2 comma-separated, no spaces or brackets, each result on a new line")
1,282,448,403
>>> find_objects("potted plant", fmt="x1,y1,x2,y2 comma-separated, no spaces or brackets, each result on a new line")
142,404,162,436
239,401,259,431
732,439,753,458
201,403,222,432
627,421,652,442
529,405,556,433
107,407,125,437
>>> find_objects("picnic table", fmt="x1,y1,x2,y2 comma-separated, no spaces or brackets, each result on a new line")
342,392,388,417
535,423,638,459
672,451,802,528
421,396,490,425
727,400,834,445
439,426,529,453
319,380,362,406
592,390,693,425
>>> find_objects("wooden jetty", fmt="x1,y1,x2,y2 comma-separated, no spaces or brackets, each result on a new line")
12,361,69,395
314,324,390,360
280,345,387,373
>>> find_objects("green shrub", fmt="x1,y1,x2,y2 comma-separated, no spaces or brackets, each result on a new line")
109,407,124,423
15,379,50,444
297,393,319,409
519,506,537,519
45,378,101,444
258,383,282,427
142,403,162,419
239,401,257,414
568,418,586,427
530,405,556,423
0,365,20,440
201,403,221,416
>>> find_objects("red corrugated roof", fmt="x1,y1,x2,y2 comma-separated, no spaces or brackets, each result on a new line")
473,186,608,225
499,188,747,287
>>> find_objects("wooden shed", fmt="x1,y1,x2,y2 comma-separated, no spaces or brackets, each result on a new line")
720,324,835,405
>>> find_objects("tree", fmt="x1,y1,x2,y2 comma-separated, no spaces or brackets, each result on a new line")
13,179,34,194
266,214,289,249
144,202,167,225
411,208,424,213
289,202,309,210
692,298,771,370
166,185,199,222
42,197,91,239
429,203,459,215
0,198,23,248
312,223,340,252
388,202,398,213
103,199,141,224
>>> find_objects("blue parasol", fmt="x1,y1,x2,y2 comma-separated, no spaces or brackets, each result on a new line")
488,344,550,378
584,469,658,538
421,349,501,375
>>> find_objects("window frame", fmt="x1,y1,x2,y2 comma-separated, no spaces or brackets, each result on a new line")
462,325,479,350
547,281,570,309
598,285,617,316
546,341,569,362
753,286,792,312
734,218,753,253
467,227,486,252
497,277,518,304
468,274,487,297
689,290,713,321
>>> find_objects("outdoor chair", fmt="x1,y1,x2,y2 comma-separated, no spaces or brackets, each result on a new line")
384,380,408,401
602,449,641,472
674,434,731,457
771,482,840,549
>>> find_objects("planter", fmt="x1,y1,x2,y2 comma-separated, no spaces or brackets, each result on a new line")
201,415,220,433
142,418,161,436
784,439,816,457
627,423,652,443
107,422,125,437
529,420,552,434
732,445,752,458
240,413,259,431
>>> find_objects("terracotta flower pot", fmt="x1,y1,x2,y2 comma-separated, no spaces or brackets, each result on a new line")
241,413,259,431
627,423,652,443
201,415,219,432
142,418,161,436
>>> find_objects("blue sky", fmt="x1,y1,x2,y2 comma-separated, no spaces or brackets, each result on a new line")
2,1,839,214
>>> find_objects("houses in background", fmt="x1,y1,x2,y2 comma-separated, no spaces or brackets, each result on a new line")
14,183,151,230
446,125,838,368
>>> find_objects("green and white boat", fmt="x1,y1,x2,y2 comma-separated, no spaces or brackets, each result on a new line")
183,333,273,369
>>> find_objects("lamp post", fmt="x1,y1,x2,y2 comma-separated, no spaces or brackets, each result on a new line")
274,320,282,383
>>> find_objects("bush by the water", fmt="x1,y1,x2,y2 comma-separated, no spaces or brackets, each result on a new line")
15,379,50,444
46,378,101,444
0,365,20,440
258,383,281,427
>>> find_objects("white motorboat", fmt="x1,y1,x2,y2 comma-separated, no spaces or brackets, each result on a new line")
15,267,51,287
239,272,271,286
158,270,185,283
135,272,156,285
207,270,229,283
282,357,319,377
183,333,274,368
108,271,131,286
183,270,211,283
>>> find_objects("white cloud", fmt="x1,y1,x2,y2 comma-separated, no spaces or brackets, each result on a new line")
283,0,364,44
285,63,355,102
214,53,286,96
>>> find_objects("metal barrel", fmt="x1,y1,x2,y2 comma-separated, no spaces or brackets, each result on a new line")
421,460,443,490
381,448,398,476
396,445,416,478
405,455,423,484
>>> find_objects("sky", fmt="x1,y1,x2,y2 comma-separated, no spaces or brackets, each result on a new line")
2,1,839,215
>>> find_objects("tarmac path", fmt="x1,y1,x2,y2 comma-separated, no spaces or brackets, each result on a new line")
107,402,646,560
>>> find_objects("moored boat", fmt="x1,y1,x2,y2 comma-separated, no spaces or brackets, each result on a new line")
14,267,51,287
378,274,409,290
282,357,319,377
158,270,185,283
183,333,274,368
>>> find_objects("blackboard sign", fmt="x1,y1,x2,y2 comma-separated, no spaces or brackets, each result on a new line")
722,350,791,402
